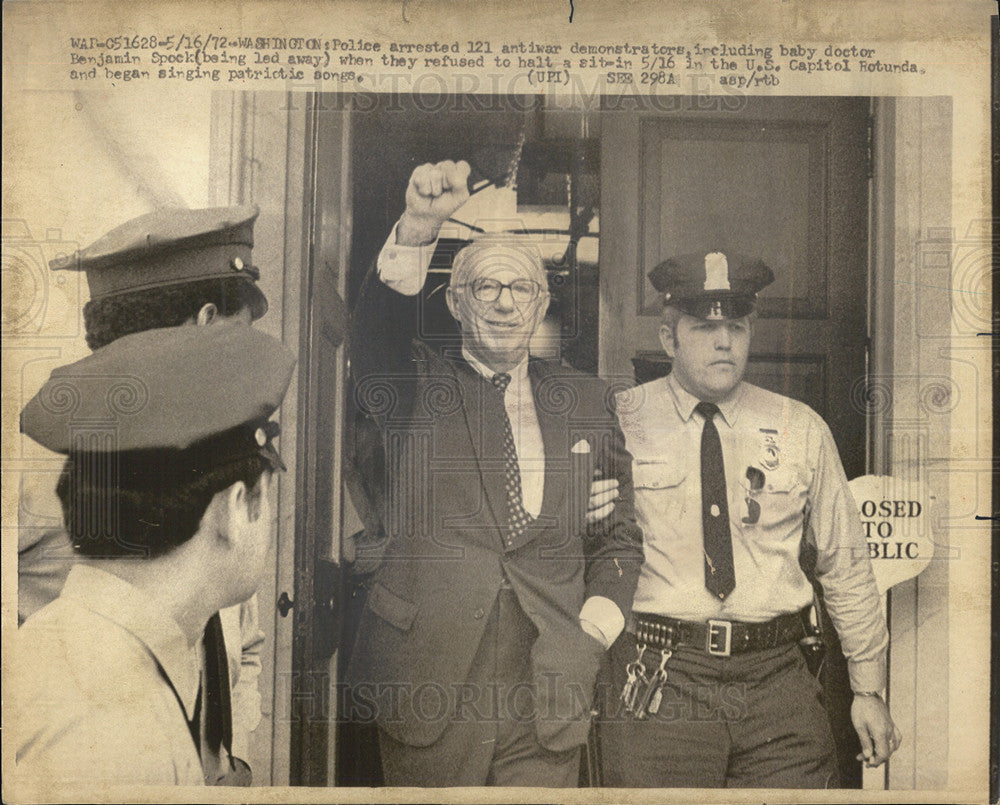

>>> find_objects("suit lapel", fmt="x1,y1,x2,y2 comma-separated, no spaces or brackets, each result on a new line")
448,354,510,535
446,355,572,541
529,360,569,525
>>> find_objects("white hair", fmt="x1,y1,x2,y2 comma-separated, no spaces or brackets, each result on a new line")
450,233,546,288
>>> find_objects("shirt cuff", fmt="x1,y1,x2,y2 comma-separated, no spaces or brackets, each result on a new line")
230,731,252,767
579,595,625,649
847,657,887,694
376,220,438,296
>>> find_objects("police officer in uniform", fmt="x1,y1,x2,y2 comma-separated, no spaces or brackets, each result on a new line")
598,251,901,788
13,322,296,789
17,206,271,783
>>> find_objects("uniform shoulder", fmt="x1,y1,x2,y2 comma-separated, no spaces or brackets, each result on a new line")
19,599,160,701
613,377,670,418
740,382,825,423
615,376,666,399
738,384,837,454
16,603,84,696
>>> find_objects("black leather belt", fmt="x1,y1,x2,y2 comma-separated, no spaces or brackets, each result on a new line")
628,609,809,657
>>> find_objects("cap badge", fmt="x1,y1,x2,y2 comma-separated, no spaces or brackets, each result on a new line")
231,257,245,272
708,301,724,320
255,427,267,447
703,252,731,291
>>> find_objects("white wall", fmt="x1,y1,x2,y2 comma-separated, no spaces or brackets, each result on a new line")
5,85,216,539
872,95,986,792
3,85,215,402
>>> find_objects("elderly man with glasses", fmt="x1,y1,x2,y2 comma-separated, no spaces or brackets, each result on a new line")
345,160,644,787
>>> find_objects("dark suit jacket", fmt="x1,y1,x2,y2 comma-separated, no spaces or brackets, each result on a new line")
345,269,643,751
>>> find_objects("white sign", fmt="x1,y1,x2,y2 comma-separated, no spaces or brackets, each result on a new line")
848,474,934,594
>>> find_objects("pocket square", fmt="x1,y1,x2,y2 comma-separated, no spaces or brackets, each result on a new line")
571,439,591,454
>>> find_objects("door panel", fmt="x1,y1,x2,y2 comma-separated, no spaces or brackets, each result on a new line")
639,119,827,321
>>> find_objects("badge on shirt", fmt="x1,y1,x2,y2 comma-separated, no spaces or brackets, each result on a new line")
759,429,780,470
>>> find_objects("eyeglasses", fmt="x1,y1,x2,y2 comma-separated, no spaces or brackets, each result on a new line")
457,278,542,304
742,466,764,525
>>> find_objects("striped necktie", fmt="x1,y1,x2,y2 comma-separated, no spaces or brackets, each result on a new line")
492,372,534,549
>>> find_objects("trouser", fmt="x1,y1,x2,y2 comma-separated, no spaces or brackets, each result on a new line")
597,633,838,789
377,585,581,787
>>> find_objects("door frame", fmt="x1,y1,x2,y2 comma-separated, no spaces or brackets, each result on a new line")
208,89,319,786
869,95,953,790
288,93,353,786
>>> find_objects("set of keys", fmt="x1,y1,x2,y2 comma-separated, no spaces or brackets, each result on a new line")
619,643,672,718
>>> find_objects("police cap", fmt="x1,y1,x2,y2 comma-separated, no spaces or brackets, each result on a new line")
648,251,774,320
20,321,296,472
49,205,268,319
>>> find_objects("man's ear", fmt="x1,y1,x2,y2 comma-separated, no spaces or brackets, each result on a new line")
196,303,219,326
537,290,552,319
445,286,461,323
658,324,676,359
219,480,250,547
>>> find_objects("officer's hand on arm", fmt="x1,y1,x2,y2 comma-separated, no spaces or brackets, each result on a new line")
396,160,471,246
851,694,902,767
586,475,620,525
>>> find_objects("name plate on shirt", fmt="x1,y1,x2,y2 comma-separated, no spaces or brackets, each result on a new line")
848,475,934,594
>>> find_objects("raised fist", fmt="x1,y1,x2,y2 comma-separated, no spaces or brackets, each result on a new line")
397,160,471,246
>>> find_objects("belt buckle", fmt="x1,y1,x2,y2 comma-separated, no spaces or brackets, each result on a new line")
707,619,732,656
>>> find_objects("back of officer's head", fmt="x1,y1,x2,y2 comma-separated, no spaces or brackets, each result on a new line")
56,442,271,560
21,323,296,560
50,205,268,350
83,277,258,350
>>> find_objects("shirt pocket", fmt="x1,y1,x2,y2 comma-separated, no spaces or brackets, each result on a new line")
633,460,689,525
738,466,805,535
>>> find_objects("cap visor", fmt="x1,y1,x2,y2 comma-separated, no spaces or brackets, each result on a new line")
241,279,268,320
673,295,756,320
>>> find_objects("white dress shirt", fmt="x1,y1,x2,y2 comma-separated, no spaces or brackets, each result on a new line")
17,472,263,767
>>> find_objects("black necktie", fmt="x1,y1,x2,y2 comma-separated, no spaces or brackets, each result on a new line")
492,372,533,547
187,684,202,756
202,612,234,767
696,401,735,600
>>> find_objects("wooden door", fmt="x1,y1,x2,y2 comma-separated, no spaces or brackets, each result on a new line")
600,95,871,786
